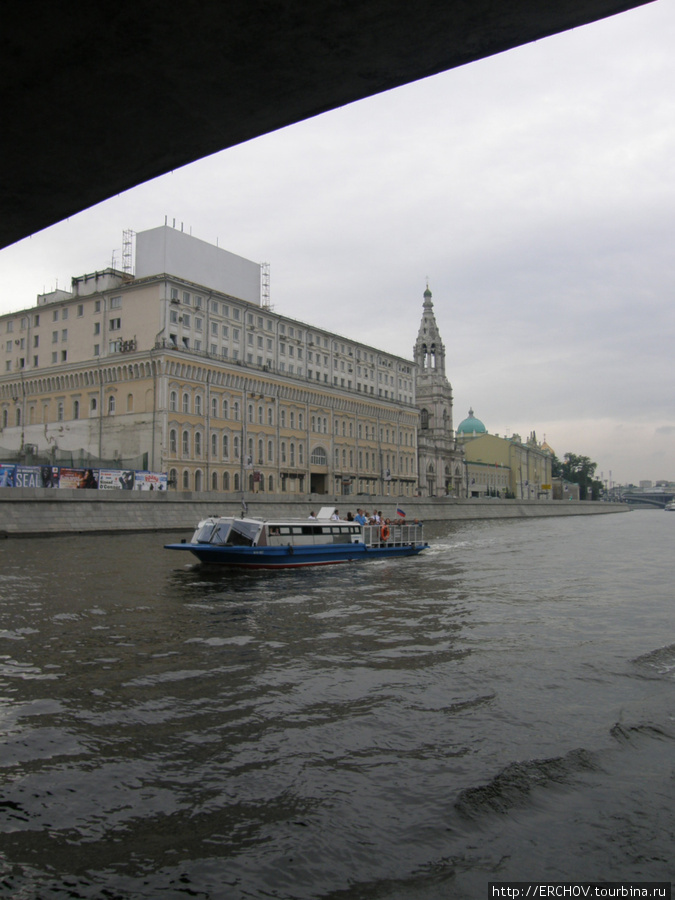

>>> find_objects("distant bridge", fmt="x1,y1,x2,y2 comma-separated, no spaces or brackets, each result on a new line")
623,492,674,509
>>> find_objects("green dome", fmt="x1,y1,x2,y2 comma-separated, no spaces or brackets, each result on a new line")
457,408,487,435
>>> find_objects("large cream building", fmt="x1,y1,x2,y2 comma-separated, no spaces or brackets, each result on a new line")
0,226,420,496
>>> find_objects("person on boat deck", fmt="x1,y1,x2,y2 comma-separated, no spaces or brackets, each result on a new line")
354,509,367,526
330,509,340,520
308,511,317,519
346,511,354,521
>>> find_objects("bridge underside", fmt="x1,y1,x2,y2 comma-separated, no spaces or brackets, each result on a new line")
2,0,653,251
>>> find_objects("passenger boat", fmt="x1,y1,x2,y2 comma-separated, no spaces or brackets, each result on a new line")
164,507,428,568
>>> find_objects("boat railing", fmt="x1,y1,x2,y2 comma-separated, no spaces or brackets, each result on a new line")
362,522,425,548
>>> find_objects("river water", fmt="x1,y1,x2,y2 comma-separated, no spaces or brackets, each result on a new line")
0,509,673,899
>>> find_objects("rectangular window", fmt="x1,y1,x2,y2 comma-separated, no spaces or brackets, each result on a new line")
61,329,68,341
110,296,122,309
77,304,84,317
110,318,121,331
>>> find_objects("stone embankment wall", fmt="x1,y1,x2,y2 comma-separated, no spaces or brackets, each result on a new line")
0,489,628,537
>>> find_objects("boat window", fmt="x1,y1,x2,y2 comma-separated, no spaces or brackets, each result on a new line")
291,527,304,535
195,523,217,543
301,526,314,535
210,523,231,545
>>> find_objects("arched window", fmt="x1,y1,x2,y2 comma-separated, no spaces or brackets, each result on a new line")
15,408,21,427
258,405,263,425
194,470,203,491
2,409,7,428
182,469,190,489
222,398,229,419
195,395,203,416
107,396,115,415
211,471,218,490
211,433,218,456
222,434,229,458
267,407,273,426
281,442,287,463
195,432,202,457
182,393,190,413
268,440,273,462
299,443,304,465
421,408,429,429
268,474,274,492
290,442,295,466
182,430,190,456
170,391,177,412
258,439,264,463
233,401,240,421
248,403,253,423
223,471,230,491
169,468,177,487
73,400,80,420
211,397,218,418
234,473,240,492
233,436,240,459
310,446,327,466
169,429,177,453
127,393,133,412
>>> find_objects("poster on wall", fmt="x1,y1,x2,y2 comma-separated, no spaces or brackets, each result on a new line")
133,471,167,491
0,464,17,487
98,469,135,491
57,468,99,489
15,466,45,488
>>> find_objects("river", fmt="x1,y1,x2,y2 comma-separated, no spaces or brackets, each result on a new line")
0,509,673,898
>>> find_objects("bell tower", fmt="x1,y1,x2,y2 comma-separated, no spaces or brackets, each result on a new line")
414,285,464,496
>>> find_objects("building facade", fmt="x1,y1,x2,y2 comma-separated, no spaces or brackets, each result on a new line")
455,409,554,499
0,226,420,496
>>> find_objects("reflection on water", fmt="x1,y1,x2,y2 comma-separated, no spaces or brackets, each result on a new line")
0,511,673,898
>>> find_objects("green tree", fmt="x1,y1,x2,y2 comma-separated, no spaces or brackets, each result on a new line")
560,453,602,500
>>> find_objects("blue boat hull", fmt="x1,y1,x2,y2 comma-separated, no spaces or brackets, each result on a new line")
164,540,428,568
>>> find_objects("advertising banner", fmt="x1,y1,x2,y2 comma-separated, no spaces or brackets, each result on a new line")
57,468,99,489
133,471,167,491
98,470,135,491
15,466,45,488
0,464,17,487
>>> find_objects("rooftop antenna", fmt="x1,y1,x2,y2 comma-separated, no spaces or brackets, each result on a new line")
261,262,271,309
122,229,135,276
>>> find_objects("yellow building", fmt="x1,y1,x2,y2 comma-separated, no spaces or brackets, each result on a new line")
456,410,554,499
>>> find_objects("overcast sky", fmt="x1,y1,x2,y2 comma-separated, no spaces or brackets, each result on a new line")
1,1,674,485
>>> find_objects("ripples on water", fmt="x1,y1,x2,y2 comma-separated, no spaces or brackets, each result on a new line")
0,511,673,898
